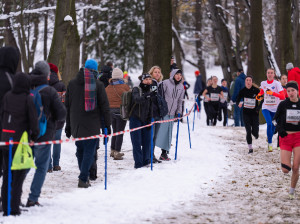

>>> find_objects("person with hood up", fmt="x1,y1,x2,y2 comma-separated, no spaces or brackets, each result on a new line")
232,68,247,127
155,69,185,161
47,63,66,172
286,63,300,96
99,61,113,88
26,61,66,207
1,73,39,216
65,59,111,188
0,47,20,179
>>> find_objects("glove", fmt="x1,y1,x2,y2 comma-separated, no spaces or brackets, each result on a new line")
279,130,288,138
65,126,71,138
266,89,273,95
102,126,111,145
256,94,263,101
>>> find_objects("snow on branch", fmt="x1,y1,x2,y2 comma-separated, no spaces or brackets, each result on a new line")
0,6,56,20
215,4,234,18
264,31,281,76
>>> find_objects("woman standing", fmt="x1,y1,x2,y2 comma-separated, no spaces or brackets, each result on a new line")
236,75,260,153
106,68,130,160
155,69,184,161
256,68,285,152
202,76,224,126
273,81,300,199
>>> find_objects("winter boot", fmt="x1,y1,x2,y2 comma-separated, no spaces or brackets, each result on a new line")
113,151,124,160
110,149,116,157
160,150,171,161
53,165,61,171
47,168,53,173
153,155,162,163
78,179,90,188
26,200,42,207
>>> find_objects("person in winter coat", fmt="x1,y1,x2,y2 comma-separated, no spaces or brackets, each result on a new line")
47,63,66,172
149,66,164,163
105,68,130,160
123,71,133,89
99,61,113,88
155,69,185,161
1,73,39,216
129,73,153,168
0,47,20,179
232,68,246,127
26,61,66,207
193,70,203,112
286,63,300,96
65,59,111,188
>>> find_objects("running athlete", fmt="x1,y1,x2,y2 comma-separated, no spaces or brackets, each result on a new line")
200,78,212,126
256,68,285,152
236,75,260,153
202,76,224,126
273,81,300,199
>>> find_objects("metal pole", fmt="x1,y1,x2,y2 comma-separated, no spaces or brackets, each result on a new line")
175,114,180,160
104,129,108,190
186,109,192,149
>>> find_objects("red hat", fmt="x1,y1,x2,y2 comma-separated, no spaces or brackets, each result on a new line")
48,63,58,74
195,70,200,76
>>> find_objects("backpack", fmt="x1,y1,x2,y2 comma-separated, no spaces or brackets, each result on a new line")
120,87,142,120
30,84,48,138
157,82,169,117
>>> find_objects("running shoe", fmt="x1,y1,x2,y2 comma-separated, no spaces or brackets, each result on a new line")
289,193,295,200
248,149,253,154
277,147,281,151
268,145,273,152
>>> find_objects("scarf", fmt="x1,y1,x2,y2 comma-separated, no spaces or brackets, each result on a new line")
84,68,97,111
111,79,125,85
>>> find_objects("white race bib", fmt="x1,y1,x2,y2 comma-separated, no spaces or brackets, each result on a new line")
286,109,300,124
221,92,228,103
210,93,219,101
244,98,256,109
204,94,209,102
265,95,276,106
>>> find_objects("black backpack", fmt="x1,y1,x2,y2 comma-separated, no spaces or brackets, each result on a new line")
157,83,169,117
120,87,142,120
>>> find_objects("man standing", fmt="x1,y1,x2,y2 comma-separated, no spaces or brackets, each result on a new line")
231,68,246,127
27,61,66,207
286,63,300,95
65,59,111,188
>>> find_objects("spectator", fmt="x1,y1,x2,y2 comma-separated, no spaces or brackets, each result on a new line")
170,56,178,71
99,61,113,88
286,62,300,96
105,68,130,160
123,71,133,89
65,59,111,188
231,68,246,127
220,79,230,126
47,63,66,172
193,70,203,112
26,61,66,207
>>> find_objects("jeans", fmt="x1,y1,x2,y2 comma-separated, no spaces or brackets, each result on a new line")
29,144,51,202
262,109,276,144
111,113,127,151
220,103,228,126
75,139,98,182
234,104,244,127
243,113,259,144
129,117,151,169
49,129,62,169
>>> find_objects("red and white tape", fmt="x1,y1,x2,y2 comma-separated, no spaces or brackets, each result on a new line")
0,103,196,146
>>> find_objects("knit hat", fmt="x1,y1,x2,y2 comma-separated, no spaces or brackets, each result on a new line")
48,63,58,73
286,62,294,70
34,61,50,76
141,73,151,81
123,71,128,78
112,68,123,79
195,70,200,76
85,59,98,71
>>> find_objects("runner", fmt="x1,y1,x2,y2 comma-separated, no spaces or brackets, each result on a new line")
201,78,212,126
220,79,230,126
256,68,285,152
273,81,300,199
236,75,260,153
202,76,224,126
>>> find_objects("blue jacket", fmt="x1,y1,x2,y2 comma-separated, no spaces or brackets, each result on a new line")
193,75,203,94
231,73,246,102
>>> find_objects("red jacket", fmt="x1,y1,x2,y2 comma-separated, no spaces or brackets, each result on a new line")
288,67,300,95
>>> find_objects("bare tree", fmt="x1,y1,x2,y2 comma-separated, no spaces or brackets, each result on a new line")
292,0,300,67
44,0,48,60
172,0,182,70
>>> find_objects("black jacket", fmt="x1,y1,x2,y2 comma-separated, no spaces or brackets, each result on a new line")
236,86,260,115
30,70,66,142
99,65,112,88
0,47,20,133
151,80,160,119
130,84,152,123
49,71,66,130
65,68,111,138
1,73,39,150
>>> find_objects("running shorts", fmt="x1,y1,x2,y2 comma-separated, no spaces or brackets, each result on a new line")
279,132,300,152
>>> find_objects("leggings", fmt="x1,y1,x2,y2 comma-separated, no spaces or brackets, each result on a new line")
243,113,259,144
262,109,276,144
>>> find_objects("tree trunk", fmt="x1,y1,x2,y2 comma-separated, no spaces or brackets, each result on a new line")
195,0,206,81
144,0,172,79
248,0,264,82
172,0,182,71
48,0,80,85
234,0,242,71
208,0,238,82
44,0,48,60
292,0,300,67
275,0,294,74
81,8,87,67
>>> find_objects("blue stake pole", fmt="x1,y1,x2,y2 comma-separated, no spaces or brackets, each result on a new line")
175,113,180,160
7,137,13,216
192,103,196,131
186,109,192,149
104,128,108,190
150,118,154,171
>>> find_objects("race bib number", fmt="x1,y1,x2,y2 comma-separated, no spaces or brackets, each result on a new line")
286,109,300,124
221,92,228,103
210,93,219,101
265,95,276,105
244,98,256,109
204,94,209,102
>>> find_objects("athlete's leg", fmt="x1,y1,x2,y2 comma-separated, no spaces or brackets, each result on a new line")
262,109,274,144
280,149,292,174
291,147,300,188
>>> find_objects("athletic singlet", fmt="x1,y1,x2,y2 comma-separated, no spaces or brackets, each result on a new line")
207,85,223,103
236,86,260,114
260,80,283,112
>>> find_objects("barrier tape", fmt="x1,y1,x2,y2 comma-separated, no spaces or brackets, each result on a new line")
0,103,196,146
